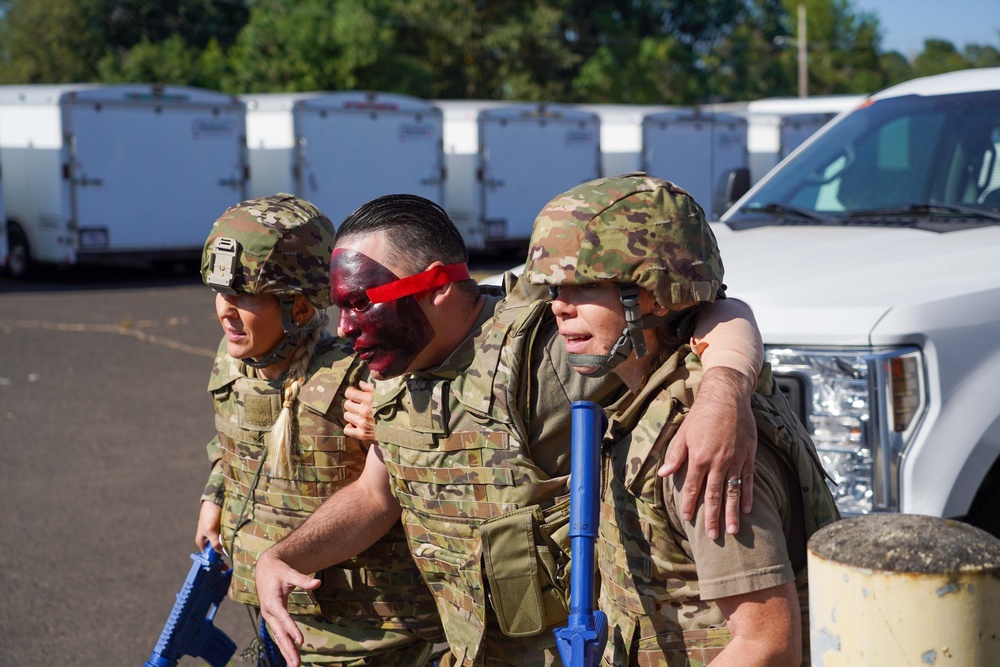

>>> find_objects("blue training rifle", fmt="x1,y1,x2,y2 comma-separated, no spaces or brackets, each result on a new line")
143,544,237,667
554,400,609,667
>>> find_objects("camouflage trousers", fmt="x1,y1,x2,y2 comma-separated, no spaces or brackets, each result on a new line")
251,607,441,666
436,623,565,667
604,625,731,666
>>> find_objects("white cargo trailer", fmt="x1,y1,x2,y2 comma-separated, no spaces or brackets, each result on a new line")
641,110,748,221
244,91,445,227
242,92,307,200
0,84,247,277
471,103,601,251
0,84,248,278
0,150,7,272
436,99,505,251
577,103,677,177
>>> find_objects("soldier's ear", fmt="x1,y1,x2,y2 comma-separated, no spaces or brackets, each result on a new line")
420,261,453,306
292,295,317,325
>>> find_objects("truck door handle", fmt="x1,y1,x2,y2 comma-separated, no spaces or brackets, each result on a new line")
218,177,240,188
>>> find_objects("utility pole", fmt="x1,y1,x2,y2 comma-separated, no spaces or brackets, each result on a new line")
798,3,808,98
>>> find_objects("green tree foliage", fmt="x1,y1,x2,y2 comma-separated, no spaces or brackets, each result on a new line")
879,50,914,87
698,0,796,100
226,0,385,92
381,0,579,100
96,36,232,90
0,0,996,102
782,0,884,95
0,0,104,83
912,39,969,78
88,0,249,51
964,43,1000,69
90,0,248,86
912,38,1000,79
571,0,743,103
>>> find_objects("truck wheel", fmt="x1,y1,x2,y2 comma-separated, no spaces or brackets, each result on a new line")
7,223,34,279
965,461,1000,539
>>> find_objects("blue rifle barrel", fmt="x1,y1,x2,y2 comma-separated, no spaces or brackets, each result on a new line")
553,400,609,667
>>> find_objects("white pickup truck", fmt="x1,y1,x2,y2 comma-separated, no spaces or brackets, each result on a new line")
717,67,1000,536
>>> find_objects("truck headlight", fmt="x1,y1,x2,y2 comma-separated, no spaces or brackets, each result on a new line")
765,347,926,516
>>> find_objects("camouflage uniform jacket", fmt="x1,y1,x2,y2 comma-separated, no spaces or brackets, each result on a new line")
202,333,440,631
371,277,606,665
599,347,840,667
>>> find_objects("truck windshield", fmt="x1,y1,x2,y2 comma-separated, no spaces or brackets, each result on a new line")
730,90,1000,226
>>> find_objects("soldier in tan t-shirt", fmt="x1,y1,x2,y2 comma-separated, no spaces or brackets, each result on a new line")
525,174,840,667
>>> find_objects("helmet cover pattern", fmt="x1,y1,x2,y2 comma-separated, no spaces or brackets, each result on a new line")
524,174,723,311
201,193,335,309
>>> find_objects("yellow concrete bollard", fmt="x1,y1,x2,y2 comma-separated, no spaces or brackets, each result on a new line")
808,513,1000,666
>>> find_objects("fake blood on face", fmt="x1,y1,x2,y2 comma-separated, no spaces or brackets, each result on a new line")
330,246,434,379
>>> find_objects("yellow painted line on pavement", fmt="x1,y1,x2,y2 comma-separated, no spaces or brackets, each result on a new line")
0,317,216,358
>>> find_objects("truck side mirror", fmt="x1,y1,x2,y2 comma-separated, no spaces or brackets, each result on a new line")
716,168,751,217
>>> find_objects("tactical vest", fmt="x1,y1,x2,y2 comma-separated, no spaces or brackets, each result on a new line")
372,287,574,665
598,348,840,667
210,335,439,630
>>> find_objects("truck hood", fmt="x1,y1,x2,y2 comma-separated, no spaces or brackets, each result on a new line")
710,223,1000,345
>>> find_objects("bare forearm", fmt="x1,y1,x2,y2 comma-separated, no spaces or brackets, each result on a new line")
712,582,802,667
269,480,401,573
692,297,763,380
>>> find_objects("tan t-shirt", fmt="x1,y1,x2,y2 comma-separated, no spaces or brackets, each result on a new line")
666,443,807,600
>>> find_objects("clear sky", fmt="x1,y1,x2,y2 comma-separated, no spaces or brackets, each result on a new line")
850,0,1000,56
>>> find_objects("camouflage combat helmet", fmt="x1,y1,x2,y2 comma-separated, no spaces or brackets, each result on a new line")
524,173,724,375
201,193,335,368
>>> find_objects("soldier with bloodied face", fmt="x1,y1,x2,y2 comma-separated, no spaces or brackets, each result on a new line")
256,193,768,667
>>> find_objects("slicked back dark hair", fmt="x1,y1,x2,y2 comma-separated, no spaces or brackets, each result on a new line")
337,194,469,276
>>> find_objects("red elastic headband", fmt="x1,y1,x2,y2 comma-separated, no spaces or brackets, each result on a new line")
366,263,471,304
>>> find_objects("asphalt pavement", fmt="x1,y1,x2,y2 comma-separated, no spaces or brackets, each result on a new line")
1,264,258,666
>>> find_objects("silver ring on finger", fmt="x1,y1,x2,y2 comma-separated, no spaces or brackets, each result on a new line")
726,477,742,491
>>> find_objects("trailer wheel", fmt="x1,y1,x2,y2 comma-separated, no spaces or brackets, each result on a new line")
7,222,34,279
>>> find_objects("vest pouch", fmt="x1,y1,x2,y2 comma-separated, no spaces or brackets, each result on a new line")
234,377,281,432
480,506,547,637
534,497,572,607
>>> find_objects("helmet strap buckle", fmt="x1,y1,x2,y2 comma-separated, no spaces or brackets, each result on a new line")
619,284,648,359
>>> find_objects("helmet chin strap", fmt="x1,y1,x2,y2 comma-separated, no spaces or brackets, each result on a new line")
242,296,323,370
566,284,668,377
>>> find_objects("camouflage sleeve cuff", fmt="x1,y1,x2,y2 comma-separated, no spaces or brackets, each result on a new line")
201,435,225,505
201,461,225,506
205,434,222,466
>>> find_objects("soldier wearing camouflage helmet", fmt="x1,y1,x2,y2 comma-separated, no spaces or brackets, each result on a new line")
195,193,443,666
253,193,770,667
525,174,840,666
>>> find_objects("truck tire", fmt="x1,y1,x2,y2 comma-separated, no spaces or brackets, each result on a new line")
965,461,1000,539
7,222,34,279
